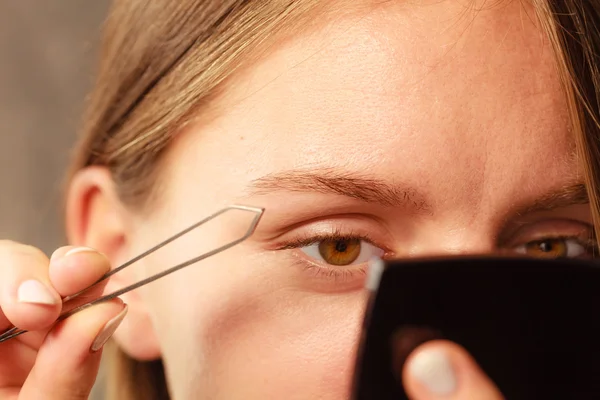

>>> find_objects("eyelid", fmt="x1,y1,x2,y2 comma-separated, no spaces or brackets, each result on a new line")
502,218,596,248
255,212,391,242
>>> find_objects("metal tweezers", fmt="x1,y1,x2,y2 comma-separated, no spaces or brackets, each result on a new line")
0,205,264,343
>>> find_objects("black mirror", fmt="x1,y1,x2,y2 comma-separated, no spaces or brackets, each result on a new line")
352,256,600,399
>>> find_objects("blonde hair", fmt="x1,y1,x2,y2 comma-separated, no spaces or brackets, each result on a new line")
68,1,600,399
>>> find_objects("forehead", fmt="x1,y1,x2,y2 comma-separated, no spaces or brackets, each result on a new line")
170,0,577,215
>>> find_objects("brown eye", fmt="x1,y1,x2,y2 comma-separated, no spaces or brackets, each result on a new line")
524,239,568,259
514,238,594,259
299,236,385,266
318,238,362,266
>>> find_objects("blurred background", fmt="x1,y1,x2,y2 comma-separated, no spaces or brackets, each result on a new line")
0,0,109,254
0,1,110,398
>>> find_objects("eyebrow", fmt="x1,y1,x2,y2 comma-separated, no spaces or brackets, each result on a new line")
248,168,432,213
514,183,589,216
248,169,589,216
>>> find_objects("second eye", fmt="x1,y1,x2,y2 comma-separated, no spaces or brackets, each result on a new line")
300,237,385,266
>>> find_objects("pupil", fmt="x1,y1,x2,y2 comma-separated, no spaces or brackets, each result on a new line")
539,241,553,252
335,240,348,253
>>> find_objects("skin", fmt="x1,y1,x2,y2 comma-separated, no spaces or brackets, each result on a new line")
0,0,594,399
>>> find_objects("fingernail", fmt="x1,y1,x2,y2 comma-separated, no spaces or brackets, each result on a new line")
17,279,57,305
65,247,97,257
408,348,457,395
90,304,128,352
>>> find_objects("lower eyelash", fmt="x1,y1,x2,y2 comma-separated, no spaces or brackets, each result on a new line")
294,259,369,282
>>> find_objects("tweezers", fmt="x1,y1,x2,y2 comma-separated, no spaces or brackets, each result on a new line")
0,204,264,343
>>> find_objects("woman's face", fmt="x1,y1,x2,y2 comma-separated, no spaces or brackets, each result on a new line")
113,1,591,399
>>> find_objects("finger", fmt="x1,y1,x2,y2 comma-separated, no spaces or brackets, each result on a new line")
17,299,127,400
0,334,38,389
402,340,504,400
48,246,111,297
0,241,61,331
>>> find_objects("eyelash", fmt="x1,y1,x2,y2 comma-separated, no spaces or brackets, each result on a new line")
276,229,380,251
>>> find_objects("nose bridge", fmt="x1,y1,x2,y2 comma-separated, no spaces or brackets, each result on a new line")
406,223,498,257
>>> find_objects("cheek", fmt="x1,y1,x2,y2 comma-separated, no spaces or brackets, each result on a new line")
204,286,368,398
145,246,368,399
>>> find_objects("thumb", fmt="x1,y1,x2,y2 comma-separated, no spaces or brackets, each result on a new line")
19,299,127,400
402,340,504,400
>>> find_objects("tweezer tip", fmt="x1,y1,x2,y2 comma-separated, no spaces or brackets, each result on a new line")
229,204,265,214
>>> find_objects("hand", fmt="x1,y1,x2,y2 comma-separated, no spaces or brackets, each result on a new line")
403,340,504,399
0,241,126,399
